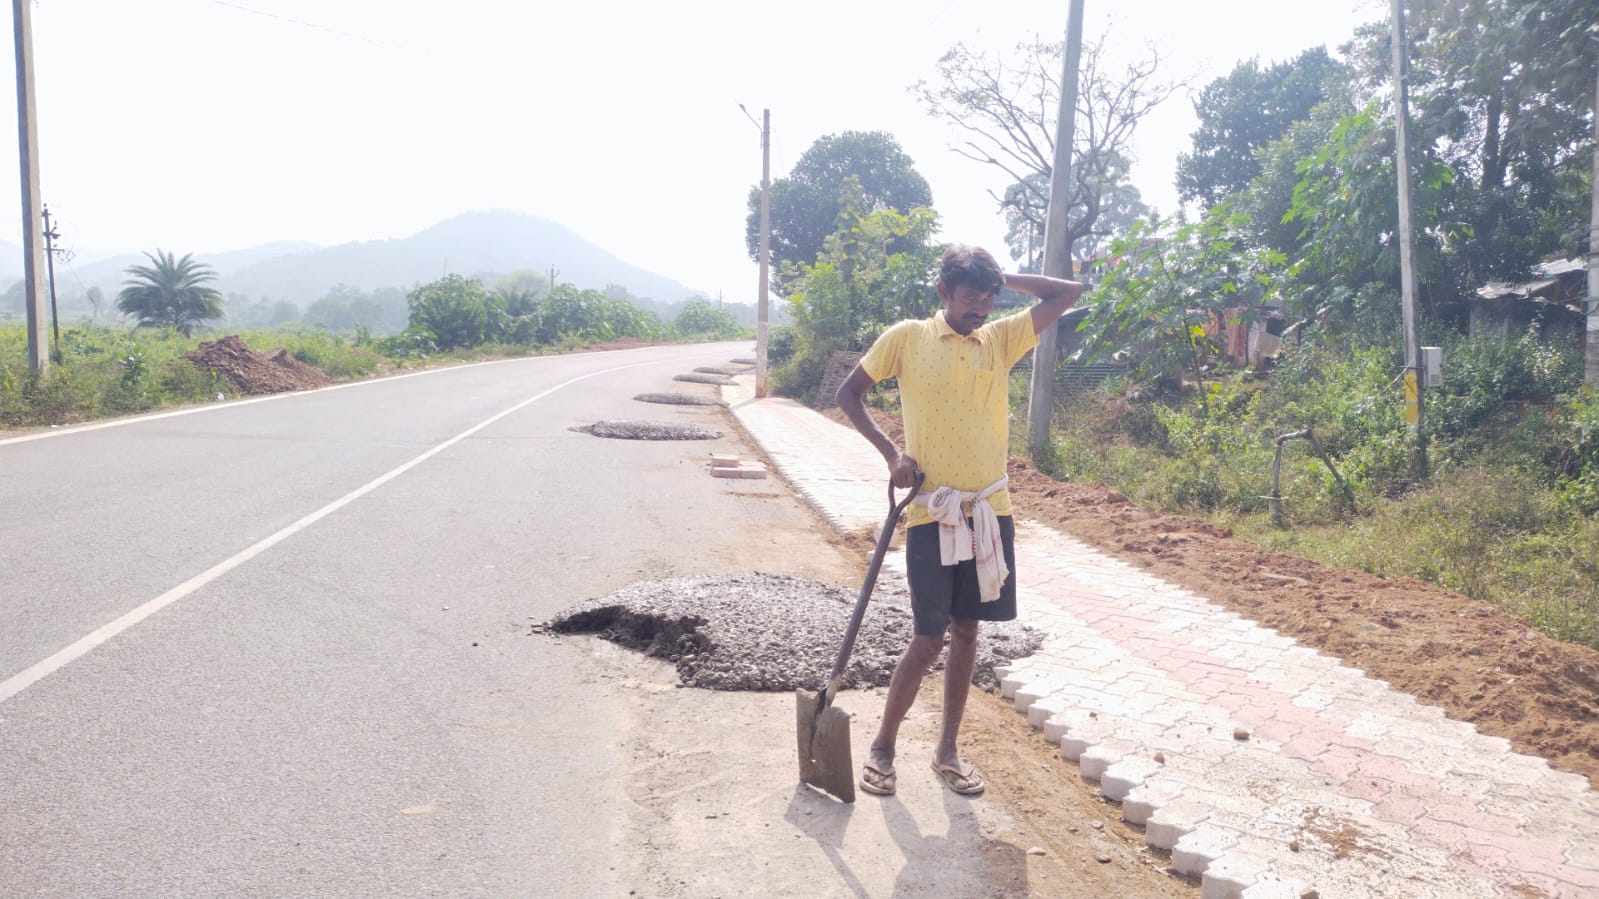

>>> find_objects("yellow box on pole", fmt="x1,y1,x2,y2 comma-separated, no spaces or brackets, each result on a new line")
1403,371,1420,425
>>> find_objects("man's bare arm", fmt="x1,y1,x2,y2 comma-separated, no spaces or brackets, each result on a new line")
1007,272,1086,336
835,364,919,488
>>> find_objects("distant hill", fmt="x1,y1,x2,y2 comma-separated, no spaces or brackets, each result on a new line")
65,241,322,293
40,211,704,306
216,210,702,304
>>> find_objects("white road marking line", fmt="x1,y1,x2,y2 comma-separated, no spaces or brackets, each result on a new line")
0,359,657,704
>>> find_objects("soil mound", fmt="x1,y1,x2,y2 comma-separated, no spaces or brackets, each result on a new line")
186,336,332,395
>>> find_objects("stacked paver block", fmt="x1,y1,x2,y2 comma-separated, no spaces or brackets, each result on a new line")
723,378,1599,899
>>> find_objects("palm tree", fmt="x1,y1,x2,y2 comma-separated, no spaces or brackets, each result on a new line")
116,250,225,336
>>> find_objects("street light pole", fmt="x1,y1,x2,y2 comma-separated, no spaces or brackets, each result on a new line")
739,104,772,397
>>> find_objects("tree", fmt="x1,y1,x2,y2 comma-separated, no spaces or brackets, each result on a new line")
672,298,742,339
1001,157,1151,271
1345,0,1598,283
85,286,104,321
1175,47,1350,208
777,193,943,400
744,131,933,277
913,31,1178,263
116,250,225,336
405,275,506,350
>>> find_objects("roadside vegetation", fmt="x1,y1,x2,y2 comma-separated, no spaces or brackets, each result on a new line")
759,5,1599,651
0,275,748,429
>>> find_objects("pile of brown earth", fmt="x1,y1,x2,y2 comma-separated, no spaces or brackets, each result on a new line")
185,336,332,395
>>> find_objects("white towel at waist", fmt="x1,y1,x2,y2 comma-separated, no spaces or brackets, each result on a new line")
912,475,1010,603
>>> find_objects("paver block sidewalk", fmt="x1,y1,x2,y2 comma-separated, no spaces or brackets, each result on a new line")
724,378,1599,899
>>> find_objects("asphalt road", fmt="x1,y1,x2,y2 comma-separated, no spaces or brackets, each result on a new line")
0,342,784,897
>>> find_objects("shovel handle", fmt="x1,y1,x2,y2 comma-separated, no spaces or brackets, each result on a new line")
823,471,924,699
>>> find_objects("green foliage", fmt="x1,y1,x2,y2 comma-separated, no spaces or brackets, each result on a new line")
405,275,508,350
115,250,226,337
746,131,933,279
775,199,942,401
1078,207,1288,389
672,299,743,339
1176,47,1349,207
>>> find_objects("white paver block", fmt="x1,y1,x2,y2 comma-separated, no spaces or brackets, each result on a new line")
1102,755,1165,802
1201,852,1270,899
1080,741,1130,782
1239,872,1313,899
1172,824,1241,877
1123,777,1186,826
1147,799,1212,851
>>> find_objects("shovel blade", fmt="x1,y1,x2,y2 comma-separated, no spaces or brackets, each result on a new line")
795,688,855,803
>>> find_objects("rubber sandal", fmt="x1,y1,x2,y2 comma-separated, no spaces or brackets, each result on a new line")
930,760,985,795
860,763,897,796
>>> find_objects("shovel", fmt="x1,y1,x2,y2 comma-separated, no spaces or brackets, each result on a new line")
796,472,922,802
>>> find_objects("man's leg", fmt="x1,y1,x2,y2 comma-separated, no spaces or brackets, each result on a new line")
936,616,979,768
867,632,944,777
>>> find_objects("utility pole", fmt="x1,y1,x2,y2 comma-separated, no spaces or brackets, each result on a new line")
756,109,771,397
1587,57,1598,387
739,103,772,397
1390,0,1427,478
548,266,558,294
42,204,60,361
13,0,48,374
1026,0,1084,459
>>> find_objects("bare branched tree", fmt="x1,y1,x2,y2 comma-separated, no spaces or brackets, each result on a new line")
912,32,1181,261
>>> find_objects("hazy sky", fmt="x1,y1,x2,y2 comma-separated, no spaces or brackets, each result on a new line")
0,0,1386,300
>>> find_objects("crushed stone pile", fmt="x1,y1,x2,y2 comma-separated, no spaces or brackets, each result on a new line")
633,392,727,407
694,365,746,376
572,420,722,440
185,336,331,395
731,357,755,365
674,373,736,386
546,573,1042,691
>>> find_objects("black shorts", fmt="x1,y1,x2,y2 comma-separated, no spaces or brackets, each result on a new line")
905,516,1017,636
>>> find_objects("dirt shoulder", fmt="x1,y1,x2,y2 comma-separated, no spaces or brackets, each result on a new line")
825,406,1599,790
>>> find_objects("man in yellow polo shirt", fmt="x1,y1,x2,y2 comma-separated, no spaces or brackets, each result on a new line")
836,244,1083,797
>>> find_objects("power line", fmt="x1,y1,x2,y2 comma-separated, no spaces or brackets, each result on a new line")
203,0,419,54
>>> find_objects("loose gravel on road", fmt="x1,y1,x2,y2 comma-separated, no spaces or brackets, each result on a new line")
545,573,1042,691
571,421,722,440
673,373,737,386
633,392,727,407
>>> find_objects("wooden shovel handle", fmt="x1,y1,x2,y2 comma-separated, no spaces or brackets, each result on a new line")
823,471,924,699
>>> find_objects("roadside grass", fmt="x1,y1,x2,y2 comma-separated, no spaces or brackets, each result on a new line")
1026,371,1599,652
0,323,740,431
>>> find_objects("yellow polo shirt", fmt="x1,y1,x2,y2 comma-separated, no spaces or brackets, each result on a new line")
860,309,1039,527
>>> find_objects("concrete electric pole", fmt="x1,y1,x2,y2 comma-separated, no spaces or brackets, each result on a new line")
739,104,772,398
1026,0,1084,460
13,0,48,374
1390,0,1427,478
1587,57,1598,387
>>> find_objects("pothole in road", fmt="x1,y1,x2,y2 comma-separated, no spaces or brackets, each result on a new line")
543,573,1042,691
571,421,723,440
633,392,728,407
673,373,736,386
